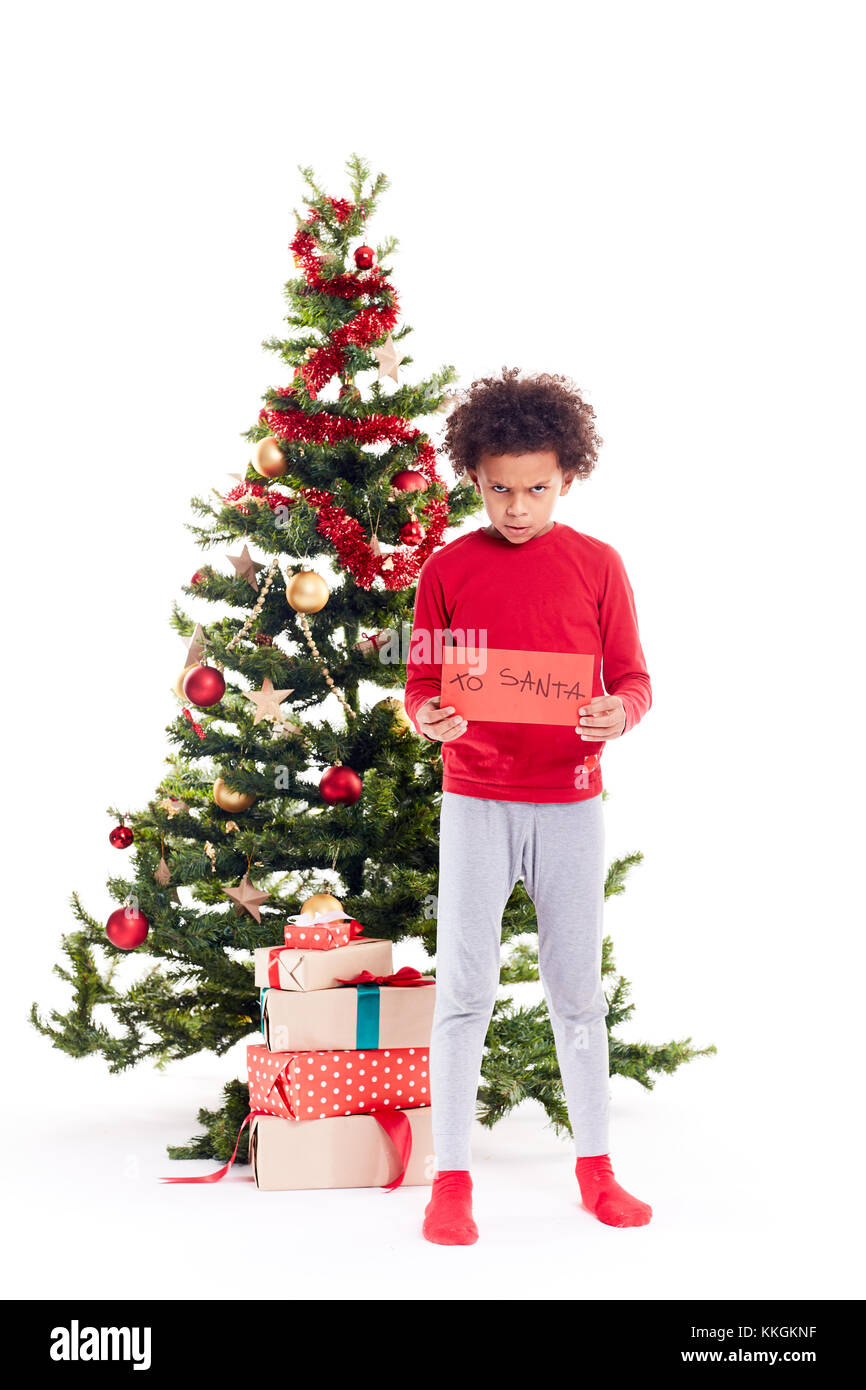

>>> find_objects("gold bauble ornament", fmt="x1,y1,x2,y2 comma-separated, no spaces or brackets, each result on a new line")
300,892,344,918
212,777,257,813
286,570,330,614
253,436,288,479
374,697,413,735
173,664,199,700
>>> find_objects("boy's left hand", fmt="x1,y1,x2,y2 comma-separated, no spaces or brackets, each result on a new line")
576,696,626,741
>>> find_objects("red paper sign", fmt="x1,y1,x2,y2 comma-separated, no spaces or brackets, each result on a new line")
440,646,594,726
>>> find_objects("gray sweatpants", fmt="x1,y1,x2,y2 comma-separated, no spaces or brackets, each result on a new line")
431,790,609,1169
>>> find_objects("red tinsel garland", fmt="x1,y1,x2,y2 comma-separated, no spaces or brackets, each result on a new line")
223,482,297,515
260,406,433,451
289,213,399,398
324,196,355,223
254,199,451,590
296,485,450,591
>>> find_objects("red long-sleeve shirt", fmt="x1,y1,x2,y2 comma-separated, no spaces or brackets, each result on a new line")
403,521,652,803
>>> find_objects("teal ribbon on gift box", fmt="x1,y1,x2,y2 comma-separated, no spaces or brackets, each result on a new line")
259,982,382,1048
354,982,381,1048
259,986,270,1039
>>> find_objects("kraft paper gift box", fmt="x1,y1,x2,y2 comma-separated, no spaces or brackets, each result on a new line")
253,936,393,990
260,973,436,1052
249,1107,435,1191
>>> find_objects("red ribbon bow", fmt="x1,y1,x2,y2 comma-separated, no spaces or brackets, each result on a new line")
335,966,434,988
337,917,365,941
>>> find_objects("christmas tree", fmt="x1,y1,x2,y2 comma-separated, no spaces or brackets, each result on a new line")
31,155,714,1164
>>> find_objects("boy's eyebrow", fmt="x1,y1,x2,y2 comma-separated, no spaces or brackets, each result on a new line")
488,478,554,486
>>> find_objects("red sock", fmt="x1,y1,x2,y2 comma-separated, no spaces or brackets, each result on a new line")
576,1155,652,1227
423,1170,479,1245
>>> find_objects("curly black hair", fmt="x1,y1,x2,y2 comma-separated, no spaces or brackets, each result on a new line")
441,366,603,482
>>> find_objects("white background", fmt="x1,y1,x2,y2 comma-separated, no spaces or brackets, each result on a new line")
1,0,863,1301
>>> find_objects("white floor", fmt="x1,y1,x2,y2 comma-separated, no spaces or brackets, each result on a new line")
3,1032,855,1302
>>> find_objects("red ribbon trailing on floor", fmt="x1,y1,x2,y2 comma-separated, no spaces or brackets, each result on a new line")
336,966,434,988
159,1111,264,1184
159,1107,414,1191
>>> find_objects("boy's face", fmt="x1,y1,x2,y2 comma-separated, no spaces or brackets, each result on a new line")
467,449,573,545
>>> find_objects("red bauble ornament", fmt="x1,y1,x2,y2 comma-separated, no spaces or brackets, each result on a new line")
354,245,375,269
105,904,150,951
182,664,226,707
190,570,204,586
319,764,363,806
109,822,134,849
400,520,425,547
390,469,428,493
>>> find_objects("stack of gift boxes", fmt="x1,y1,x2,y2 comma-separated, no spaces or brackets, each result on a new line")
247,909,436,1191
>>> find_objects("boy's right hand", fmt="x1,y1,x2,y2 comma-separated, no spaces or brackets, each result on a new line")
417,697,469,742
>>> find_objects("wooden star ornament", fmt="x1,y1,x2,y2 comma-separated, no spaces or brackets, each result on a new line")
243,677,294,725
372,333,407,383
223,874,270,923
229,545,264,590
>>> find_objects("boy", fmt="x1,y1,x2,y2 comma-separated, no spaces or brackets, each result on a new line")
403,367,653,1245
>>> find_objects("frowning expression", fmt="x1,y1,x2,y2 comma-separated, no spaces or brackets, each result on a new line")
467,449,574,544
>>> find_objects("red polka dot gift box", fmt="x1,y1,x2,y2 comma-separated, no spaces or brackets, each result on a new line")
281,910,366,951
246,1043,431,1121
